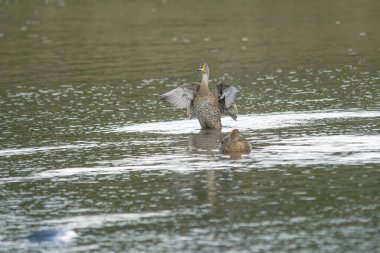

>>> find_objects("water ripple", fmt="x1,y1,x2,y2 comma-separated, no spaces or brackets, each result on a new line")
254,135,380,167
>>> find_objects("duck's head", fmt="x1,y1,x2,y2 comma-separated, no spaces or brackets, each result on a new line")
230,129,241,141
197,63,209,75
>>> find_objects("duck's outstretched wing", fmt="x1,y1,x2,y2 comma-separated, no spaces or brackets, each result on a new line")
215,82,240,108
160,83,200,119
215,82,240,120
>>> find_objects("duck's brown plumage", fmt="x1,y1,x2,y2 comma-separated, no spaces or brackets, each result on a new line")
160,63,239,129
219,129,252,153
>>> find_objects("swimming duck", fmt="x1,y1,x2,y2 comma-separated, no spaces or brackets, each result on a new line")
219,129,252,153
160,63,239,129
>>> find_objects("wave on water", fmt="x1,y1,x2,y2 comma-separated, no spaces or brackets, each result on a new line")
113,110,380,134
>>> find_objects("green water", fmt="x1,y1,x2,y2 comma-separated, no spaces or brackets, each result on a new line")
0,0,379,252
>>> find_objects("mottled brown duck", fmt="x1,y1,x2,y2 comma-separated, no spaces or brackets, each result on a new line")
219,129,252,153
160,63,239,129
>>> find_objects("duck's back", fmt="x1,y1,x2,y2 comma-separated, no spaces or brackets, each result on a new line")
219,136,251,153
233,138,252,153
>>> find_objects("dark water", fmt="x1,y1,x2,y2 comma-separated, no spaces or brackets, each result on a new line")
1,0,380,252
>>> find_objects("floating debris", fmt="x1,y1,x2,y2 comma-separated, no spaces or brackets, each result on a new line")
241,37,249,42
203,37,210,42
359,32,366,36
171,37,178,42
335,20,341,25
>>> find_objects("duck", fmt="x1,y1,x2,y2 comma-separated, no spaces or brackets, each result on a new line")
160,63,240,129
219,129,252,153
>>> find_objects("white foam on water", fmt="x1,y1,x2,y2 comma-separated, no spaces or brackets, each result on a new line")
113,110,380,134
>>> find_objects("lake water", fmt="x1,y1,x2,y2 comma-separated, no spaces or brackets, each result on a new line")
0,0,379,252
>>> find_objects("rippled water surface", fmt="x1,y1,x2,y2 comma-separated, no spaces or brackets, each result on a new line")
1,0,380,252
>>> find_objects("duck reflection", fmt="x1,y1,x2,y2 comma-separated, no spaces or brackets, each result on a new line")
206,170,218,204
187,129,222,205
188,129,222,157
187,129,248,205
218,129,251,160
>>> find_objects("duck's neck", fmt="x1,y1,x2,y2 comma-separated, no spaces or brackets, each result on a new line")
200,73,209,92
